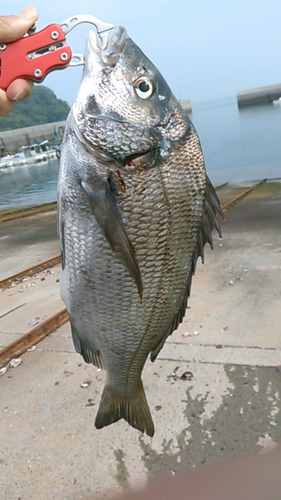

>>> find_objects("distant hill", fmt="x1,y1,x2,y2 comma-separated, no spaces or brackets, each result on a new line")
0,86,70,132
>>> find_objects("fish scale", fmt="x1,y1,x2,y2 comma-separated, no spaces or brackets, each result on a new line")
58,25,221,436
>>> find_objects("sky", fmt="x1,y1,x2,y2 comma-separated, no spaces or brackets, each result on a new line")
2,0,281,106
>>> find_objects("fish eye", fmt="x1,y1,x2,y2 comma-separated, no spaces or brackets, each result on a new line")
134,77,154,99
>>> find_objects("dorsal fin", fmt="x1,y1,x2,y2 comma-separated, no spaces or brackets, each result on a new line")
195,175,223,265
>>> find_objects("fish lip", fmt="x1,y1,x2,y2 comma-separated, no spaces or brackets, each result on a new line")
155,113,176,133
87,26,128,68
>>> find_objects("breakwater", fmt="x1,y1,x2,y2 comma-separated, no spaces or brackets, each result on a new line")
237,84,281,107
0,120,66,154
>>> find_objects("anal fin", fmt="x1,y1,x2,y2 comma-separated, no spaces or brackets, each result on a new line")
80,344,104,369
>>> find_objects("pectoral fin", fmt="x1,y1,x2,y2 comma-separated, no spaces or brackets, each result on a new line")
81,178,142,298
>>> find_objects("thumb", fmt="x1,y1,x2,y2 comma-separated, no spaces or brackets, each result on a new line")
0,6,39,43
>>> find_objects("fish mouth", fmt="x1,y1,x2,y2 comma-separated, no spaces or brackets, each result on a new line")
87,26,128,69
120,150,158,170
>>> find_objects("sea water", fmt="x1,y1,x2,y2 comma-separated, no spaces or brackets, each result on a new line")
0,158,60,210
0,96,280,210
193,96,281,186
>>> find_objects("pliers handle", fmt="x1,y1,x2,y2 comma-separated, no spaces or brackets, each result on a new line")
0,24,71,90
0,14,114,90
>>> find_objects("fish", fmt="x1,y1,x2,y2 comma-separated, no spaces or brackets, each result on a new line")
58,24,222,437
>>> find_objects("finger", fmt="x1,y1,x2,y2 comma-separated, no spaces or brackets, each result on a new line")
6,79,34,102
0,6,38,43
0,89,15,117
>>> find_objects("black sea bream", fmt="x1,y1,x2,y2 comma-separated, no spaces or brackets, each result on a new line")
58,26,221,436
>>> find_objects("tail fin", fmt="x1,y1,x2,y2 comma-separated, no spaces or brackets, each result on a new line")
95,382,155,437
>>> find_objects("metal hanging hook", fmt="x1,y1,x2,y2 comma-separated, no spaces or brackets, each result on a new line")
61,14,114,35
60,14,114,67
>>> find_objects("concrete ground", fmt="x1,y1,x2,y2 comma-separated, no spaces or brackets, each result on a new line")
0,211,59,282
0,182,281,500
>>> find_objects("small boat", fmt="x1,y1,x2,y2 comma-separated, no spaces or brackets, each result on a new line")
0,140,59,169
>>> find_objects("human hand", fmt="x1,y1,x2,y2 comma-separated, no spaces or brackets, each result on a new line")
0,6,39,117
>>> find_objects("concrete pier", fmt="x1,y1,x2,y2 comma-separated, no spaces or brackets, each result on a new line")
1,182,281,499
237,83,281,108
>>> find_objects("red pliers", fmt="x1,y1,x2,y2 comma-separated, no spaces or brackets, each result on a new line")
0,14,114,90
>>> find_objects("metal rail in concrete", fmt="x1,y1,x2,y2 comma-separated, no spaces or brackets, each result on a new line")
0,309,68,368
221,179,267,211
0,201,57,224
0,255,61,290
